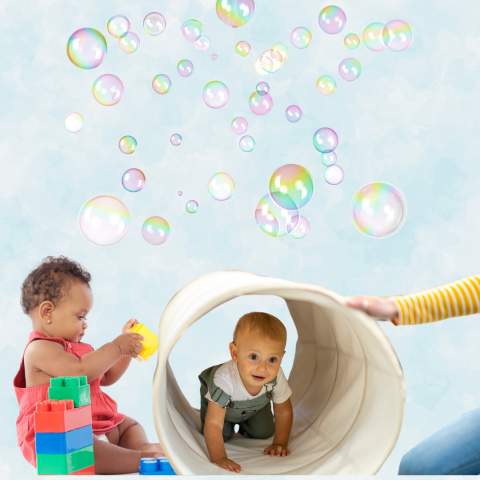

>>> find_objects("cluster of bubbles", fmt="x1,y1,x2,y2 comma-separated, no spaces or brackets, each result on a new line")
363,19,413,52
253,43,290,77
216,0,255,28
181,19,212,53
313,128,344,185
231,115,255,153
255,164,313,239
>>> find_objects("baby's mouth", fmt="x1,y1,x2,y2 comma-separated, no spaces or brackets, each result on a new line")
252,374,266,382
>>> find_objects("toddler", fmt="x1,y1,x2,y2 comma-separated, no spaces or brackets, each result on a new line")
199,312,293,473
14,256,164,474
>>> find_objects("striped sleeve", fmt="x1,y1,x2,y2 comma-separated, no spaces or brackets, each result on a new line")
387,274,480,326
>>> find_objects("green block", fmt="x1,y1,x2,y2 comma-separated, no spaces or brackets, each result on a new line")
36,444,94,475
48,376,91,408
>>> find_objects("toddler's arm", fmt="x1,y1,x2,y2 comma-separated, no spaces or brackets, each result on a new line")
204,401,241,473
264,398,293,457
29,331,144,383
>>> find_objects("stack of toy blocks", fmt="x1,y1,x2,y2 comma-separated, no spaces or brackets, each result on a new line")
139,457,176,475
34,376,94,475
130,324,158,362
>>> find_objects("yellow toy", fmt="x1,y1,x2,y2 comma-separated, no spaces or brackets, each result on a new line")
130,324,158,362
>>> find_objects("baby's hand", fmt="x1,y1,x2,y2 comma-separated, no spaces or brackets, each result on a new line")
122,317,140,335
112,332,144,357
264,443,290,457
212,457,241,473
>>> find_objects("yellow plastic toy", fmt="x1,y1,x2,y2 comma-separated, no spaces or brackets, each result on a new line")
130,324,158,362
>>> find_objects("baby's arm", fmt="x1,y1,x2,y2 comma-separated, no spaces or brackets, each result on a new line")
29,332,144,383
264,398,293,457
204,401,241,473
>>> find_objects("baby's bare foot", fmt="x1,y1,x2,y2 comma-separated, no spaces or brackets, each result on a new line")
139,443,165,457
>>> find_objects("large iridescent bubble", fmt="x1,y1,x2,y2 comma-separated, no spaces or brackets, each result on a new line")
180,19,203,42
338,58,362,81
119,135,137,154
177,59,194,77
235,40,251,57
79,195,130,246
382,19,414,52
207,172,235,201
92,74,124,106
290,27,312,49
363,22,386,52
107,15,130,38
248,92,273,115
344,33,360,50
239,135,255,152
142,217,170,245
290,216,310,239
152,74,172,94
66,28,107,69
122,168,145,192
318,5,346,34
316,75,337,95
64,113,84,133
351,182,407,238
325,165,344,185
119,32,140,54
195,35,211,51
269,164,314,210
231,117,248,135
203,81,230,109
143,12,166,36
285,105,302,123
313,127,338,153
216,0,256,28
255,193,299,237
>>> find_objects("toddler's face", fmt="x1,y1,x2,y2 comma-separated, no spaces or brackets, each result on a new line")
229,328,285,395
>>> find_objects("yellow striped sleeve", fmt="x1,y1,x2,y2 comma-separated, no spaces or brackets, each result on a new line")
387,274,480,326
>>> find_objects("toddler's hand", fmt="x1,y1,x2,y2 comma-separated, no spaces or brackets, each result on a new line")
345,296,399,322
212,457,241,473
112,332,144,358
264,443,290,457
122,317,140,335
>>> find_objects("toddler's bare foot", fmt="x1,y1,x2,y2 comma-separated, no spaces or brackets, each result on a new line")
138,443,165,456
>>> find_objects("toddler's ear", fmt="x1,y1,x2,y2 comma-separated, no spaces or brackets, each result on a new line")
229,342,238,362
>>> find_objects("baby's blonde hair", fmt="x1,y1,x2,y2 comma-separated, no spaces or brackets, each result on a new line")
233,312,287,345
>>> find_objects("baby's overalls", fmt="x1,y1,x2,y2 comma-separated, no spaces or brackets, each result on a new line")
199,363,276,442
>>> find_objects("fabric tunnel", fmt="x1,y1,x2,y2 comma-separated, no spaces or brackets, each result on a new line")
152,271,405,475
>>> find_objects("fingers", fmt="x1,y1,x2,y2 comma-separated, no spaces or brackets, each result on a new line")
129,332,145,341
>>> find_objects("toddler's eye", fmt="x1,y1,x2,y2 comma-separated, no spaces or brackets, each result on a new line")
77,316,85,321
268,357,277,363
249,354,258,360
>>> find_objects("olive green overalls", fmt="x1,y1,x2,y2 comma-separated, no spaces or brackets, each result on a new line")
199,363,277,442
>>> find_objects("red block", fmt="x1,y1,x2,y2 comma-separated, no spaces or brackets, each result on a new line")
34,400,92,433
68,464,95,475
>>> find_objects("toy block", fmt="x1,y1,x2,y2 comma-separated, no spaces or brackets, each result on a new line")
36,445,94,475
35,400,92,433
48,376,91,408
130,324,158,362
68,464,95,475
36,425,93,454
139,457,176,475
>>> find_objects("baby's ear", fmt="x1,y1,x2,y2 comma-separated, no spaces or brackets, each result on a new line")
229,342,238,362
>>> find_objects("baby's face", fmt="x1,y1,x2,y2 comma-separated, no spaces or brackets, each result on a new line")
229,329,285,395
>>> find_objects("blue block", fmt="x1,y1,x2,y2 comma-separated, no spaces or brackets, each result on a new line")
139,457,176,475
35,425,93,454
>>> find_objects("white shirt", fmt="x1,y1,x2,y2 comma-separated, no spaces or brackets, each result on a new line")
204,360,292,406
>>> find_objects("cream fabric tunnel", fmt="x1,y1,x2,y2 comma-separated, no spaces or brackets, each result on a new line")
152,271,405,475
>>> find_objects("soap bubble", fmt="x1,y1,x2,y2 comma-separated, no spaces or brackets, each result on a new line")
363,22,386,52
122,168,145,192
285,105,302,123
119,135,137,154
152,74,172,94
211,53,218,60
235,40,251,57
208,172,235,201
107,15,130,38
344,33,360,50
178,191,183,196
64,112,84,133
255,193,299,237
382,19,414,52
66,28,107,69
119,32,140,54
254,57,269,76
338,58,362,81
316,75,337,95
290,27,312,49
92,74,124,106
170,134,182,146
260,49,283,73
290,215,310,239
248,92,273,115
313,127,338,153
142,216,170,245
177,59,194,77
256,82,270,96
272,43,289,62
325,165,344,185
231,117,248,135
181,19,203,42
321,151,337,166
351,182,407,238
143,12,166,36
216,0,256,28
239,135,255,152
269,164,314,209
186,200,198,213
203,81,230,109
195,35,211,51
318,5,346,34
79,195,130,246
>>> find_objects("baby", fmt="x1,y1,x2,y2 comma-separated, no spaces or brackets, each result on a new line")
199,312,293,473
14,256,164,474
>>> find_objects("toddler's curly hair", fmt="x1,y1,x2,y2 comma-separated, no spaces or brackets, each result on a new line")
20,256,92,315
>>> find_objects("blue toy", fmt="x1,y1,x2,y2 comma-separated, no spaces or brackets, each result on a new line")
139,457,176,475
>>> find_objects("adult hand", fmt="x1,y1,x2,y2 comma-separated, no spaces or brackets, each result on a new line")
345,296,399,322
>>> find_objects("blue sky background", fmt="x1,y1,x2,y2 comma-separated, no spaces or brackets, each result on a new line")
1,0,480,477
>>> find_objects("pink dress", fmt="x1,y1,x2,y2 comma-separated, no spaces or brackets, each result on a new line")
14,331,126,467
